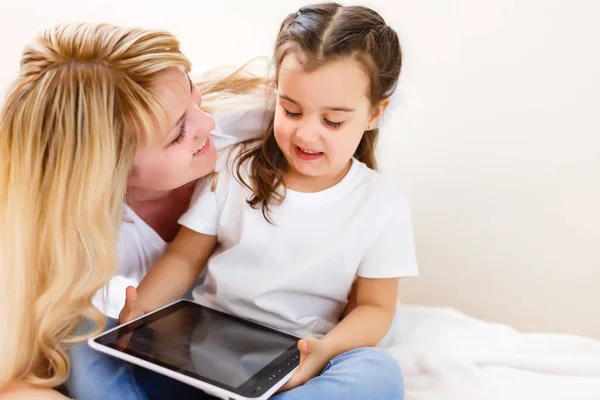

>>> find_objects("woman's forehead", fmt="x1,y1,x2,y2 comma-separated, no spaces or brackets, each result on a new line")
150,67,190,102
147,67,191,140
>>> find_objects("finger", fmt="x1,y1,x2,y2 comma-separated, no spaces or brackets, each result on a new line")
115,331,133,350
298,338,309,354
120,306,138,325
125,286,138,303
277,350,310,394
122,311,134,324
276,373,294,393
277,373,301,393
298,337,320,354
277,381,291,393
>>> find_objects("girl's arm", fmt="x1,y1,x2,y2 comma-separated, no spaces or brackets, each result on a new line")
120,227,216,323
323,276,398,355
328,196,417,352
280,198,416,392
278,277,398,392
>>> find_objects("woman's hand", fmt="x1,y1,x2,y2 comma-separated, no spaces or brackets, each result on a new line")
277,337,333,393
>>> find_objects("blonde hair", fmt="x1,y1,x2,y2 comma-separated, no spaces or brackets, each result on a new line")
195,57,271,114
0,23,191,389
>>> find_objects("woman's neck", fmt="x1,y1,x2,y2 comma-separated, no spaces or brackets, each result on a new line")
125,181,197,242
125,181,193,204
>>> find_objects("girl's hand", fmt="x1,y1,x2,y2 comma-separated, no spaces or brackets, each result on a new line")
277,337,333,393
118,286,145,325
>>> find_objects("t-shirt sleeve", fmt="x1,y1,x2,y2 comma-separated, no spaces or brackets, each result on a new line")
357,197,419,279
178,178,220,236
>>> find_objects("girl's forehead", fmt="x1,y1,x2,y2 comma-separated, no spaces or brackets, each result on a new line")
277,53,370,108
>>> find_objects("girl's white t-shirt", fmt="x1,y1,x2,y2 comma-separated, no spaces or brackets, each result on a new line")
92,101,272,318
179,150,419,339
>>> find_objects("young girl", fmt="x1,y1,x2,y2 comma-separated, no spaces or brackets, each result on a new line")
121,3,417,399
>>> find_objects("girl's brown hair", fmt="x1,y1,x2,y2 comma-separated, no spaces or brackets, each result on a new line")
234,3,402,222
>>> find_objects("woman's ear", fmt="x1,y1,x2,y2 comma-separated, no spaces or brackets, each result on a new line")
368,98,391,130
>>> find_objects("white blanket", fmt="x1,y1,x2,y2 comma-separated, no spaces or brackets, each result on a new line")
386,306,600,400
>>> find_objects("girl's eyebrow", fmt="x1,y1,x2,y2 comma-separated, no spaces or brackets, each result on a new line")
279,93,355,112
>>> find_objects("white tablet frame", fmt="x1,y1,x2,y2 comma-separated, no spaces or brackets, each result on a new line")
88,300,298,400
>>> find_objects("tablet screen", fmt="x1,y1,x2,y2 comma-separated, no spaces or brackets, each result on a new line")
96,301,299,390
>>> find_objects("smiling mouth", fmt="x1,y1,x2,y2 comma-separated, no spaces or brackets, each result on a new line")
193,137,209,157
295,145,324,160
298,147,322,154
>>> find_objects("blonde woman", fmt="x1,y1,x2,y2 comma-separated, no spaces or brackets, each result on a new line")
0,23,268,399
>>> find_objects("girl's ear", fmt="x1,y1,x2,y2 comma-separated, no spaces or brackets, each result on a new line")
367,98,390,130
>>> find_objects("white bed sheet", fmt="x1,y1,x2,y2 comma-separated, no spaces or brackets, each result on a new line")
386,305,600,400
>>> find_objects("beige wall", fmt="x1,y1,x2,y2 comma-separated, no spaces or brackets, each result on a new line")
383,0,600,339
1,0,598,338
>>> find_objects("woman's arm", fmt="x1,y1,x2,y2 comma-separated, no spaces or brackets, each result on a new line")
120,227,216,322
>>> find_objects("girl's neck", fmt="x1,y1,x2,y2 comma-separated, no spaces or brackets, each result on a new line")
284,160,352,193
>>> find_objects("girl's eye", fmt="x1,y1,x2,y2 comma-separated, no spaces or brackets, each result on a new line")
283,107,301,118
324,119,344,129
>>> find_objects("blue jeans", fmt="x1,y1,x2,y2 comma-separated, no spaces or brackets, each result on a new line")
66,318,204,400
66,318,404,400
273,347,404,400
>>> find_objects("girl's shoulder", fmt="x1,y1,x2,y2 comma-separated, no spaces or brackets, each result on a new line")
351,159,405,203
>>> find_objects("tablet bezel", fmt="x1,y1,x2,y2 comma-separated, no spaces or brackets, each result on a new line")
89,300,301,399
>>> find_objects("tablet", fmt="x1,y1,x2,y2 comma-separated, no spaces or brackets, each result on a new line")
88,300,301,400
